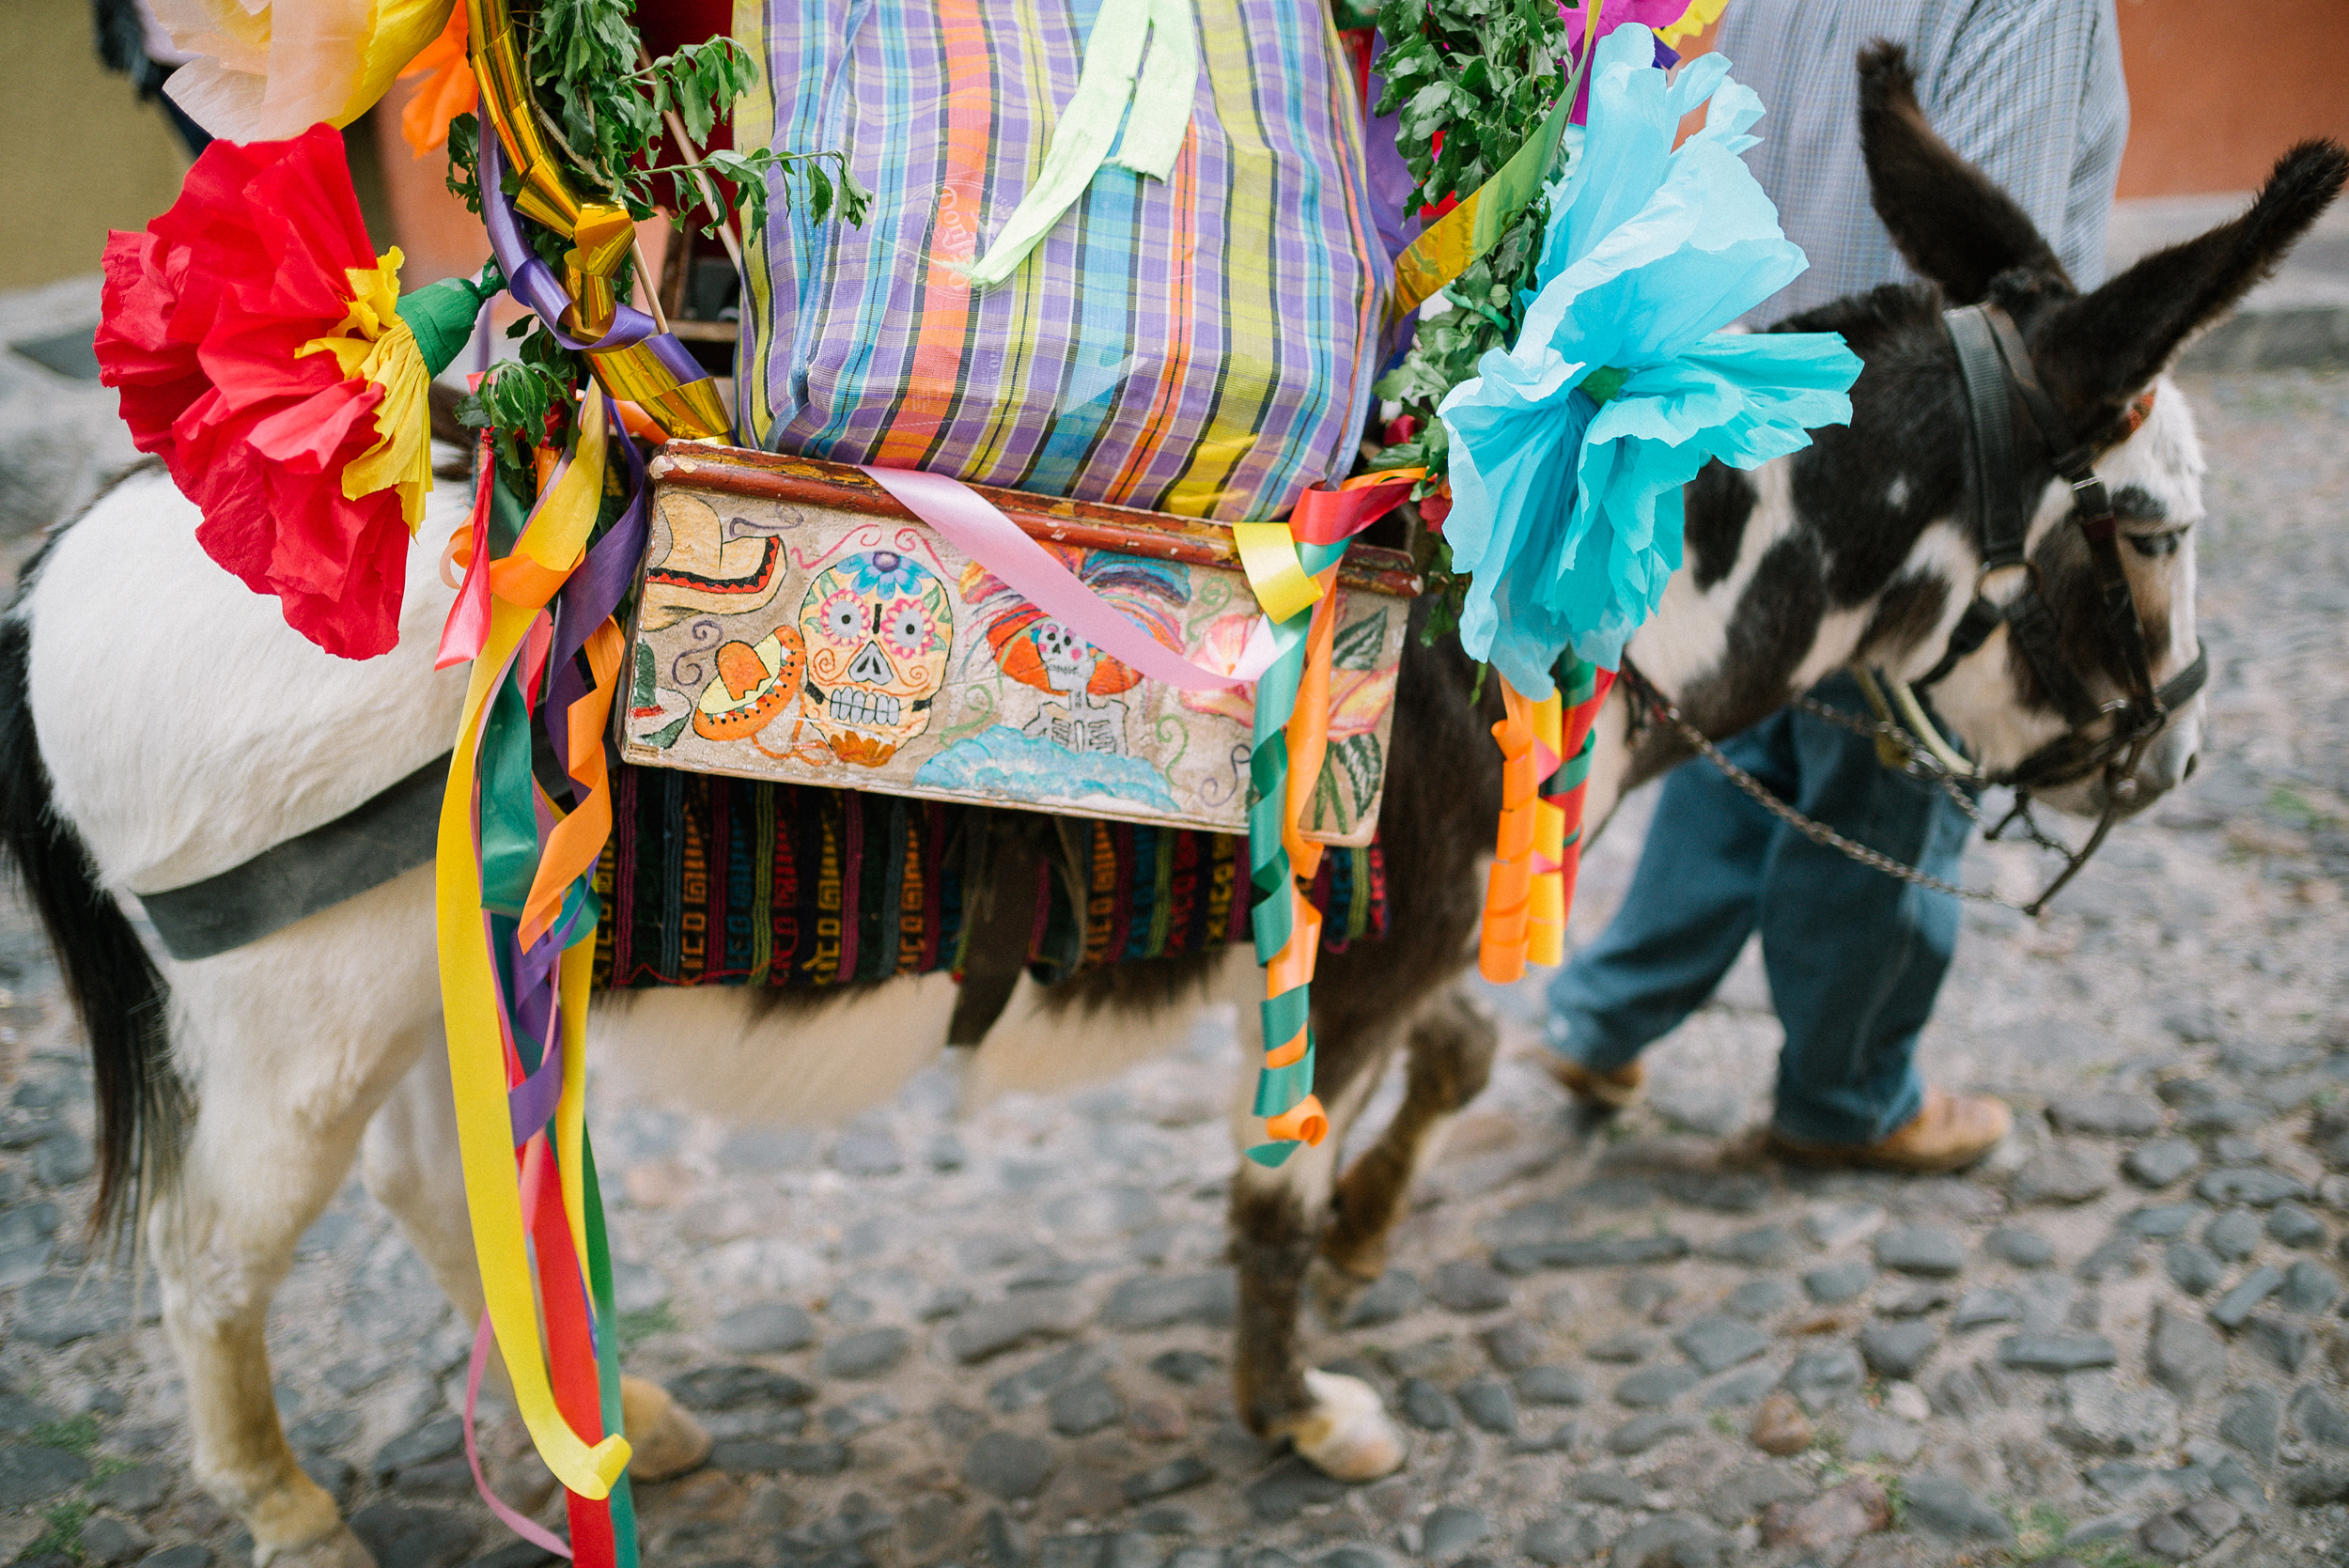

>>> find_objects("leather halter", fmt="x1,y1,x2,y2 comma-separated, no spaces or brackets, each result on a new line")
1912,302,2207,791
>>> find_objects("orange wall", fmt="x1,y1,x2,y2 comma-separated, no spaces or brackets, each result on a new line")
2114,0,2349,196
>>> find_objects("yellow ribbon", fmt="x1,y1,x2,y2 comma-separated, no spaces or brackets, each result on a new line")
434,395,628,1499
1232,521,1321,622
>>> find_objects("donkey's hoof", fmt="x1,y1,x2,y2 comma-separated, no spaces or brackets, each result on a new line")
254,1524,375,1568
621,1374,714,1480
1286,1369,1406,1481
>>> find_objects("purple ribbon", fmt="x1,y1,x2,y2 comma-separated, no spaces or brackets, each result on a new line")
478,136,712,388
544,397,650,784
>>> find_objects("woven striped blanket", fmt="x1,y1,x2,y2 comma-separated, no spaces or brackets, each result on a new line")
592,765,1385,991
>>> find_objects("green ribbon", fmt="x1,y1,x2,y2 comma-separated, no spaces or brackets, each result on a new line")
1242,536,1346,1168
961,0,1197,287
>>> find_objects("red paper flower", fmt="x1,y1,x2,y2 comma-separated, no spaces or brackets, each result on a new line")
98,127,432,659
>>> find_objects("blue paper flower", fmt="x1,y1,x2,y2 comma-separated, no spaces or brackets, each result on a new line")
1438,23,1866,694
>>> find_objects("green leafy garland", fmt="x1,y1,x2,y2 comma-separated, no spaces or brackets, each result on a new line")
436,0,869,474
1368,0,1572,638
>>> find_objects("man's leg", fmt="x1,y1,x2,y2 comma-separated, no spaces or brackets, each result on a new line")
1754,675,1982,1151
1544,712,1795,1078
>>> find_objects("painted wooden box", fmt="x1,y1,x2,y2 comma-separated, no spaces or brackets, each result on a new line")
620,446,1421,845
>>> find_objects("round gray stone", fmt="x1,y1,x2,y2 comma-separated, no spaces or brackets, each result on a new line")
2280,1258,2342,1314
2052,1371,2181,1455
1904,1475,2014,1544
2123,1139,2201,1189
2204,1207,2263,1262
962,1430,1057,1499
1857,1320,1938,1381
1514,1365,1590,1407
2217,1385,2283,1466
1429,1259,1513,1315
1873,1225,1965,1278
819,1326,910,1380
1802,1260,1872,1304
2198,1167,2309,1208
2292,1383,2349,1448
2123,1203,2205,1238
2147,1302,2227,1403
1049,1375,1124,1437
1420,1504,1490,1560
710,1301,817,1356
2166,1240,2225,1296
78,1516,153,1566
0,1445,91,1508
1674,1313,1770,1374
2266,1202,2327,1250
1951,1287,2027,1330
1725,1279,1796,1319
1997,1333,2117,1373
1784,1344,1865,1412
1614,1365,1698,1408
1399,1377,1455,1432
1604,1412,1700,1455
2014,1142,2113,1205
1984,1226,2056,1268
1455,1378,1517,1436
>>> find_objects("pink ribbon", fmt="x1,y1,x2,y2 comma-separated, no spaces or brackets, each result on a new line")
857,465,1280,691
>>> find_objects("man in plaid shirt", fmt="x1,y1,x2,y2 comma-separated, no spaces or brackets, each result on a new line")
1540,0,2128,1171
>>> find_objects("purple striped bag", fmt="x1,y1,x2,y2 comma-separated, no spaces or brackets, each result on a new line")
731,0,1390,522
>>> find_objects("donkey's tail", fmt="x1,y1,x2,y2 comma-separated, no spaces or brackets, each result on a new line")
0,606,184,1242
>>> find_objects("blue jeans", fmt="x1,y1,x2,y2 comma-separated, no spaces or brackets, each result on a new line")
1545,674,1974,1146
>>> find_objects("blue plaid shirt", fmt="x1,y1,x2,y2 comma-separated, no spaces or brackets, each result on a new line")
1715,0,2129,322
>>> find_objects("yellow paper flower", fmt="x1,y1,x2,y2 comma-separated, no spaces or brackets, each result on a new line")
156,0,458,141
296,248,435,529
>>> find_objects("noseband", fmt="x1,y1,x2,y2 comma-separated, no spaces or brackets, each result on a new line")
1910,302,2208,794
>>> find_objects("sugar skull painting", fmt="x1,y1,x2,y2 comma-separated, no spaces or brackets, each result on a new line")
796,543,955,767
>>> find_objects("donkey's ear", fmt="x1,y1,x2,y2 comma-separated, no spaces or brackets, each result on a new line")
1857,40,2067,303
2035,140,2348,443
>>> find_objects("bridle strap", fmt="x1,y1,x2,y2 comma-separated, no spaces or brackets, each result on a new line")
1920,304,2103,727
1976,306,2164,721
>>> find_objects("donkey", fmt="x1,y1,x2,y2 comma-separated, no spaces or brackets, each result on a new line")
3,47,2340,1568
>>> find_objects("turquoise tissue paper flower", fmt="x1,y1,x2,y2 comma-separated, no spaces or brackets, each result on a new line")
1438,23,1867,696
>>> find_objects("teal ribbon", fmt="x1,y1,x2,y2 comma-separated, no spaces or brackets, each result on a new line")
1243,536,1346,1168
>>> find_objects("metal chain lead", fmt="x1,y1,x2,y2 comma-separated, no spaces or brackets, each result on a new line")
1628,681,2037,911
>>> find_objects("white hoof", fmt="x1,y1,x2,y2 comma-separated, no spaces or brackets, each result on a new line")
621,1374,714,1481
1286,1369,1407,1481
255,1523,375,1568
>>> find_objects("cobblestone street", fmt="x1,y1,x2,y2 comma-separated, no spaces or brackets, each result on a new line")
4,363,2349,1568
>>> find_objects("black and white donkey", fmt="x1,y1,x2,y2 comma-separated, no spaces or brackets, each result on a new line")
1,43,2340,1568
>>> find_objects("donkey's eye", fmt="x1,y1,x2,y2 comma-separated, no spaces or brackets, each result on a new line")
2125,530,2186,559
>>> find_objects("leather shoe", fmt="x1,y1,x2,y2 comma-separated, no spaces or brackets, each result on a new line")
1766,1086,2011,1173
1541,1053,1645,1110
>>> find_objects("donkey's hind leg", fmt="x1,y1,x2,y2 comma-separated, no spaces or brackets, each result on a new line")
359,1041,713,1483
1227,1020,1409,1482
1315,990,1499,1301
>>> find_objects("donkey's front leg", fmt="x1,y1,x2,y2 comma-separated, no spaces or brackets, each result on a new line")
1226,1027,1407,1481
150,898,446,1568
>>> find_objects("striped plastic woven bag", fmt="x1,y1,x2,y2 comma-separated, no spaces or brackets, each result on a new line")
732,0,1390,521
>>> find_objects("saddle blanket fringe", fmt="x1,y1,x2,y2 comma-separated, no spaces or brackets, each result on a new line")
593,767,1385,991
